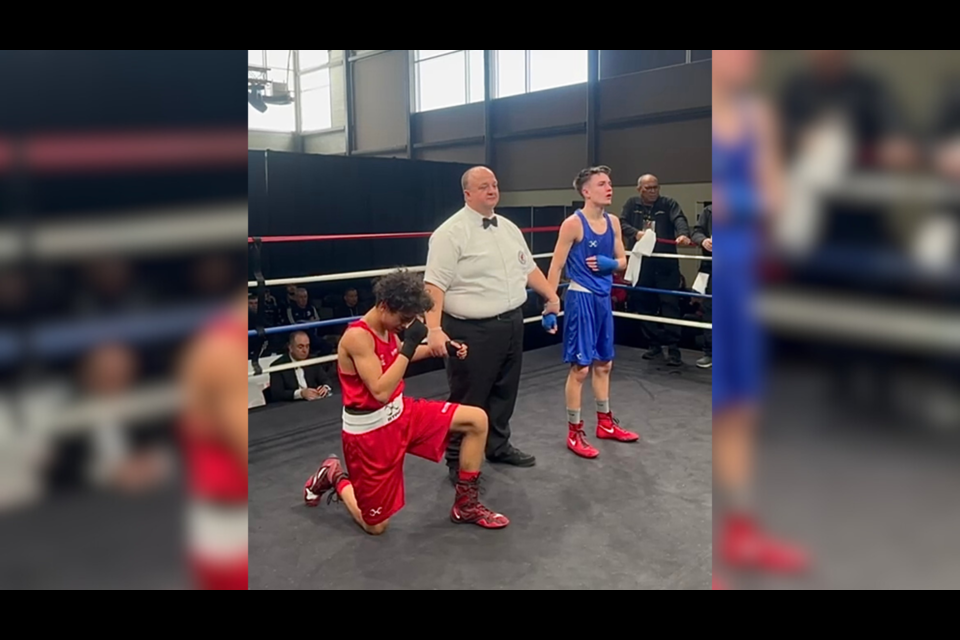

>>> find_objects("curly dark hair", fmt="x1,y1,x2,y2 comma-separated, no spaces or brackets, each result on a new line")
373,268,434,315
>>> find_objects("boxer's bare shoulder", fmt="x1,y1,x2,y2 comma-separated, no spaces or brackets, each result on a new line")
337,324,375,376
179,313,247,463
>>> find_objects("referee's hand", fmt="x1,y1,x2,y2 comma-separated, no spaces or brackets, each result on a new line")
427,328,449,357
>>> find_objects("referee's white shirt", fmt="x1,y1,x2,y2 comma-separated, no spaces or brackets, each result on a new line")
425,205,536,320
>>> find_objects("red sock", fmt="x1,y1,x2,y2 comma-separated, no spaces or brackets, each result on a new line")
336,478,352,496
458,470,480,483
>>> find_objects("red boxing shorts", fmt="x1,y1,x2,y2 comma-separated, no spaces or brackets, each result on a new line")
341,394,458,526
191,556,248,590
187,500,248,590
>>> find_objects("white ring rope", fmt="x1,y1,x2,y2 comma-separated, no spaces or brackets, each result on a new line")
649,252,711,261
251,309,712,377
247,251,710,288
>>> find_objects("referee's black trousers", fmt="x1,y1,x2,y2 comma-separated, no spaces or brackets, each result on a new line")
442,307,524,468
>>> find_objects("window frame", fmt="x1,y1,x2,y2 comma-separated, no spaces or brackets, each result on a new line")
248,50,341,135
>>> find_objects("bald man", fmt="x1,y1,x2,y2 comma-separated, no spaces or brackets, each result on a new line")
619,174,692,367
424,166,561,483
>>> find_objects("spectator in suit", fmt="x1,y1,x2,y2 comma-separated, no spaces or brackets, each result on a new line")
269,331,334,402
43,343,173,495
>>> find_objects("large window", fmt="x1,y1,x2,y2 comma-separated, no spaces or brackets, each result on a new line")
248,50,336,133
248,50,296,132
412,50,709,110
299,50,333,132
496,50,588,98
413,50,590,111
414,50,485,112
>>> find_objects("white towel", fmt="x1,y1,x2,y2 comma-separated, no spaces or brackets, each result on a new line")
692,272,710,294
624,230,656,286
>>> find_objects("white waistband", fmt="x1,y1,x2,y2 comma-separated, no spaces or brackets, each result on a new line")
569,280,591,293
342,394,404,434
186,501,248,560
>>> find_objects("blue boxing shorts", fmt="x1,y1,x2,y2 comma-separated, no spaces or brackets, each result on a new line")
712,228,764,412
563,288,615,366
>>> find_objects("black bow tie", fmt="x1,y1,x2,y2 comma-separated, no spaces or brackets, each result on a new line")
483,217,498,229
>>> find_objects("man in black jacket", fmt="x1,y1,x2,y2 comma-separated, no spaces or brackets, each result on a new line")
690,204,712,369
269,331,334,403
619,174,693,366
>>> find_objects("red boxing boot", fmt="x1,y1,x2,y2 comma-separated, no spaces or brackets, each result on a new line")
303,455,348,507
451,473,509,529
720,513,810,574
567,422,599,458
596,412,639,442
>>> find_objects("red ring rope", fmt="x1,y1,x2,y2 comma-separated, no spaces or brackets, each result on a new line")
248,228,680,245
0,129,248,174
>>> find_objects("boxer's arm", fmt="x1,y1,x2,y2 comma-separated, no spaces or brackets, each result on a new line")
527,268,560,311
411,345,433,362
547,216,579,293
610,216,628,271
753,99,786,217
342,328,408,404
180,333,247,465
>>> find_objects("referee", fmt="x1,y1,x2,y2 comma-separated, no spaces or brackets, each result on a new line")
424,166,561,483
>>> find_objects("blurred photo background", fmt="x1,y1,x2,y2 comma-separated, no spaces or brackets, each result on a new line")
3,49,958,590
721,50,960,589
0,51,247,589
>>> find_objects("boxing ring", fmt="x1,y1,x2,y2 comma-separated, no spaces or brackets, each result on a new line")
246,227,713,590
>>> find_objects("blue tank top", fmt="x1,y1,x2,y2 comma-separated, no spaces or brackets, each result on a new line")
565,210,615,295
713,104,762,265
712,126,759,224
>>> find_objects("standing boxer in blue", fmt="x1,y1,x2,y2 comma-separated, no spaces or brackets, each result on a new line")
546,166,639,459
712,50,809,590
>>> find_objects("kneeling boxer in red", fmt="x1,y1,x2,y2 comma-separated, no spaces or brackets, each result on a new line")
179,289,249,589
303,269,509,533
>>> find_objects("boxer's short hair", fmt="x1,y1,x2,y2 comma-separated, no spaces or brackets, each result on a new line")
573,165,611,195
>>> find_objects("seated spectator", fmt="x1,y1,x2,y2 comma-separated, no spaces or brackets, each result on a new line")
268,331,334,403
280,284,299,310
190,253,235,298
333,288,365,319
249,290,282,356
73,258,150,317
43,343,173,495
285,288,318,326
285,287,331,355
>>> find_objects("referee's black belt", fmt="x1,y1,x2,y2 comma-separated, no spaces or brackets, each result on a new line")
444,306,523,323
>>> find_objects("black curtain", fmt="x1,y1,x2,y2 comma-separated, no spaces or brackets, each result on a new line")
248,151,473,284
